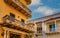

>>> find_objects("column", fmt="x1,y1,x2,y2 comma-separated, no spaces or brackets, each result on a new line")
7,31,9,38
42,21,46,38
21,34,25,38
4,30,7,38
55,20,57,32
33,22,37,38
34,22,37,33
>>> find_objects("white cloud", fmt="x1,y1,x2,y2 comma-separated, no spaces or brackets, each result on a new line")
34,6,60,16
29,0,43,6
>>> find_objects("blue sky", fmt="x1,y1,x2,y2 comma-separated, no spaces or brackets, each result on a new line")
28,0,60,20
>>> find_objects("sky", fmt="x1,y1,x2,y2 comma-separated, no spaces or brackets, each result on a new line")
27,0,60,20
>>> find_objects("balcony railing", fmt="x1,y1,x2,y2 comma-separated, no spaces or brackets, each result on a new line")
1,15,34,32
45,28,60,34
4,0,31,17
13,0,31,13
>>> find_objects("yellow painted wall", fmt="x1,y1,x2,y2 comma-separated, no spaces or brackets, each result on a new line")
0,0,32,38
0,25,4,38
0,0,28,22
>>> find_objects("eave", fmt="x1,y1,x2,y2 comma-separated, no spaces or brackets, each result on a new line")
4,0,32,18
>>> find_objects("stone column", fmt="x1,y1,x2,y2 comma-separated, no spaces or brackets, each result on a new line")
4,30,7,38
7,31,9,38
42,21,46,38
34,23,37,33
33,22,37,38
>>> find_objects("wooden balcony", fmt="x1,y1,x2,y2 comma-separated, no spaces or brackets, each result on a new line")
0,15,34,33
4,0,32,18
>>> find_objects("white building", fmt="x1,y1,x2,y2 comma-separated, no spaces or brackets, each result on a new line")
27,13,60,38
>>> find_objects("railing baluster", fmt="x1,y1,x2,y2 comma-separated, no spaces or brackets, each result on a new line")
2,15,34,31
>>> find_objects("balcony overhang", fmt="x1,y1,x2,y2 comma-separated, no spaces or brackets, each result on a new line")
4,0,32,18
46,32,60,35
1,23,34,33
0,15,34,33
25,0,31,5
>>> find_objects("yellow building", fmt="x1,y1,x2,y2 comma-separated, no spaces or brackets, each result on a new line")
0,0,34,38
27,13,60,38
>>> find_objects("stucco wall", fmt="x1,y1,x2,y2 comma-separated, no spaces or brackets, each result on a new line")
0,0,27,21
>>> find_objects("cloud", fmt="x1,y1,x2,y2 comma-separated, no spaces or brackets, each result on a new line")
34,6,60,16
58,3,60,5
29,0,43,6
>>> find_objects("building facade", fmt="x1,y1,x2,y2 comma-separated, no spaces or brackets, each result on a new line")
27,13,60,38
0,0,34,38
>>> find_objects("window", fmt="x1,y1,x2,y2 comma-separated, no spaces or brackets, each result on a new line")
21,19,25,23
10,34,20,38
49,24,55,32
36,22,42,33
10,13,15,18
37,27,42,33
10,13,15,22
